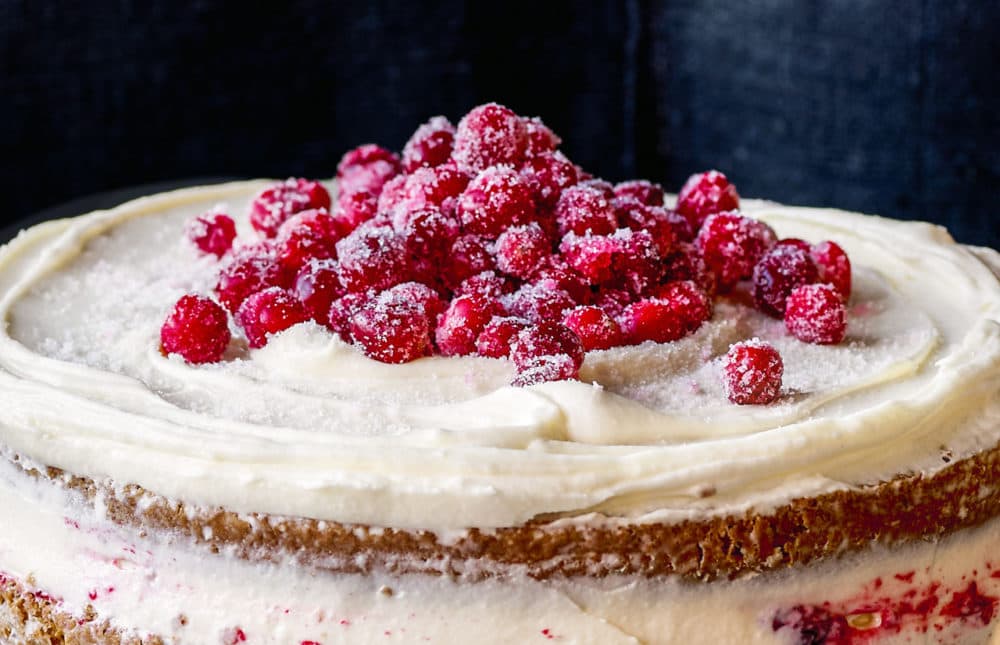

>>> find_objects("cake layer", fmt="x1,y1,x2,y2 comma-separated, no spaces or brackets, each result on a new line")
0,181,998,532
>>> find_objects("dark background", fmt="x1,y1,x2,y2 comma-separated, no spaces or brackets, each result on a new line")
2,1,998,247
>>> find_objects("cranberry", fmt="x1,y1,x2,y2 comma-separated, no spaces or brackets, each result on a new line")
236,287,309,348
395,165,470,217
395,206,461,262
649,280,713,333
350,295,431,364
435,294,505,356
559,232,619,284
456,166,536,237
504,280,577,323
336,144,400,179
160,295,231,364
274,209,350,272
376,174,408,215
510,322,584,385
215,247,291,313
402,116,456,172
293,259,345,325
554,185,617,236
334,188,378,231
328,292,371,342
774,238,812,254
593,288,633,318
533,261,591,304
811,240,852,299
618,298,686,345
452,103,528,173
445,234,497,288
615,198,681,256
611,228,663,295
613,179,664,206
381,281,446,331
454,270,515,300
695,212,777,291
495,223,551,279
338,159,400,198
675,170,740,231
510,355,580,386
722,340,783,405
662,242,717,296
520,151,579,210
335,225,409,293
250,178,332,237
522,116,562,157
562,306,622,351
186,212,236,258
785,283,847,344
751,246,819,317
577,178,615,199
475,316,530,358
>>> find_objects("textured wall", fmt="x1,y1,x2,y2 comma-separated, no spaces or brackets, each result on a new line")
2,1,997,246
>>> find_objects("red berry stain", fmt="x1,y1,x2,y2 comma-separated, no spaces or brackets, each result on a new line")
301,641,322,645
541,627,556,639
894,571,915,583
940,581,998,625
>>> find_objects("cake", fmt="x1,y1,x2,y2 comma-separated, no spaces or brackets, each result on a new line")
1,104,998,644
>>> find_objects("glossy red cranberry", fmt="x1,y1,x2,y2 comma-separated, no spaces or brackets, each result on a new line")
613,179,664,206
402,116,456,172
648,280,713,334
562,306,622,351
274,209,350,272
504,280,577,323
618,298,686,345
454,270,515,300
445,234,497,288
675,170,740,231
611,228,663,295
475,316,530,358
616,197,686,255
335,225,409,293
520,151,579,210
723,340,783,405
751,246,819,317
186,212,236,258
327,292,371,342
510,322,585,385
522,116,562,157
495,223,551,279
215,247,291,313
554,185,617,237
695,212,777,291
382,281,446,331
456,166,536,237
395,165,471,217
236,287,309,348
349,294,431,363
334,188,379,231
435,294,505,356
395,206,461,262
160,295,231,363
293,258,345,325
785,283,847,344
811,240,852,299
558,232,620,284
453,103,528,173
662,242,717,296
250,178,332,237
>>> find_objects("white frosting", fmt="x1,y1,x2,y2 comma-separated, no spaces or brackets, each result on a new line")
0,181,998,530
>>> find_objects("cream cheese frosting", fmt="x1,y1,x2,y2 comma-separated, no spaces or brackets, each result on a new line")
0,180,998,530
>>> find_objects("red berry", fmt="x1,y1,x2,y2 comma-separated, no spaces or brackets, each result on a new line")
435,294,505,356
675,170,740,231
376,174,408,215
328,292,371,342
160,295,231,364
250,178,332,237
337,144,401,198
337,144,400,179
454,270,515,301
395,165,471,218
293,259,345,325
785,283,847,344
395,206,462,262
811,240,852,299
274,209,349,272
618,298,686,345
495,223,551,279
554,185,617,236
662,242,717,296
751,246,819,317
334,188,379,231
723,340,783,405
533,260,591,304
503,280,577,323
457,166,536,237
615,197,684,255
520,151,579,210
610,228,663,295
577,178,615,199
522,116,562,157
453,103,528,173
562,306,622,351
335,225,409,293
215,247,291,313
186,212,236,258
774,238,812,254
510,322,584,385
613,179,664,206
648,280,713,334
475,316,530,358
236,287,309,348
695,212,777,291
382,281,447,331
558,232,619,284
445,234,497,288
350,293,431,364
402,116,455,172
593,288,632,318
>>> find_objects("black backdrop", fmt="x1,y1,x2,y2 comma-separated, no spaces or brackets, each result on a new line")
3,1,998,247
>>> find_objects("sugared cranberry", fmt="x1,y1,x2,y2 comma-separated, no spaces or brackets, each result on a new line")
337,144,401,197
611,228,663,295
723,340,783,405
395,206,462,261
334,188,378,231
559,232,619,284
495,223,551,279
675,170,740,231
395,165,471,217
435,294,505,356
215,248,291,313
618,298,686,345
453,103,528,173
475,316,530,358
454,270,515,300
520,151,579,210
250,178,332,237
613,179,664,206
504,280,577,323
160,295,231,364
445,234,497,288
615,198,681,256
593,288,633,318
751,246,819,317
376,174,408,215
274,209,350,272
662,242,717,296
337,144,400,178
648,280,713,333
328,292,370,342
522,116,562,157
785,283,847,344
811,240,852,299
554,185,617,236
186,212,236,258
402,116,456,172
293,259,345,325
562,306,622,351
510,322,584,385
335,225,409,293
533,261,591,304
456,166,536,237
350,294,431,364
774,238,812,254
236,287,309,348
382,281,446,331
695,212,777,291
577,178,615,199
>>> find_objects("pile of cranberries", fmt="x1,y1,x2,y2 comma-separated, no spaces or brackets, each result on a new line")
161,103,853,404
